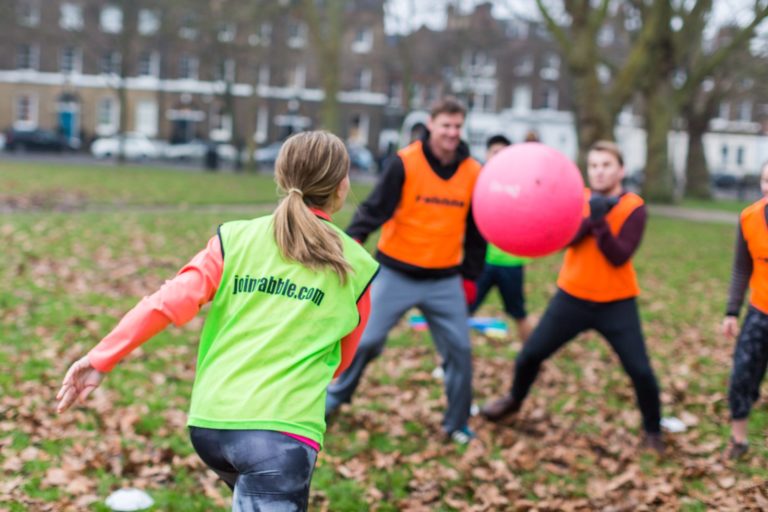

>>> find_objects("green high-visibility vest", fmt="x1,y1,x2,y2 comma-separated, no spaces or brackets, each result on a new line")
187,215,378,448
485,243,530,267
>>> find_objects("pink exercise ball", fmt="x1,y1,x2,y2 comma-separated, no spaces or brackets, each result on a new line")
473,142,584,257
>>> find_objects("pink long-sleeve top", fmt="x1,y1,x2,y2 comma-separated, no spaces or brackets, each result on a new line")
87,210,372,451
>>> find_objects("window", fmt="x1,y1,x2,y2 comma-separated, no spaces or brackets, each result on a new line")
60,46,82,74
179,14,198,40
16,44,39,70
543,85,559,109
258,64,270,86
17,0,40,27
138,9,160,35
215,59,236,82
719,102,731,120
14,94,38,128
218,23,236,43
388,81,402,107
135,101,158,136
426,84,439,105
411,83,424,108
512,85,531,111
100,51,121,75
480,92,495,112
506,19,528,39
739,100,752,122
351,26,373,53
541,53,560,80
287,21,307,48
100,5,123,33
138,51,159,77
288,64,306,89
736,146,745,166
721,144,729,165
514,55,533,76
254,106,268,143
249,22,272,46
179,55,199,79
356,68,372,91
96,97,119,135
60,3,83,31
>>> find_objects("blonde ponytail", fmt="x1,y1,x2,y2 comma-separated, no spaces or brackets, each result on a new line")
273,131,352,284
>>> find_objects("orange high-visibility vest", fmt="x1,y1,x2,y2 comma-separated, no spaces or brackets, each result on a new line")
377,141,481,269
740,197,768,314
557,190,643,302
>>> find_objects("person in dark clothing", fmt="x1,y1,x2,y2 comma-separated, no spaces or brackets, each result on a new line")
470,134,533,342
721,161,768,460
481,140,664,454
326,97,487,444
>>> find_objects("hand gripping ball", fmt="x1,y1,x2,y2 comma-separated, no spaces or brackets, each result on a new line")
473,143,584,257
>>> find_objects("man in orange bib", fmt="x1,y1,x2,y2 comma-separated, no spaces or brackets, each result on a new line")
326,97,486,443
481,141,664,453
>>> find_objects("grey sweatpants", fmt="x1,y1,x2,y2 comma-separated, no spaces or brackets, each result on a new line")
326,265,473,433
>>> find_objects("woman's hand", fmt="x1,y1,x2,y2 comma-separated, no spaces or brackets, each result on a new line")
56,356,105,413
722,315,739,340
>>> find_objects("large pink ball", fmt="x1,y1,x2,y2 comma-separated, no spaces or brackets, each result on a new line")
473,143,584,257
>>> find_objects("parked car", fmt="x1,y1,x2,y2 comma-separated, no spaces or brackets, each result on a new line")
347,144,377,173
164,139,244,162
0,133,5,151
253,141,284,169
4,128,73,152
91,132,160,160
710,172,738,189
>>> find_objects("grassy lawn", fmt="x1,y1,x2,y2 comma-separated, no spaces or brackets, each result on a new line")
0,160,373,207
2,162,767,510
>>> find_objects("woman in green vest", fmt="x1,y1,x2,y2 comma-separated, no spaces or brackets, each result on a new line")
56,131,379,511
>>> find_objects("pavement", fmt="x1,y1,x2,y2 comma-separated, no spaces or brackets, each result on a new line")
648,205,738,224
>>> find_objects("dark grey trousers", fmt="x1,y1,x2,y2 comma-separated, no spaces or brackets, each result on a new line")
189,428,317,512
729,306,768,420
326,265,473,433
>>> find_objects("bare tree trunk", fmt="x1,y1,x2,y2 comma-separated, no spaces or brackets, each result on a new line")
642,86,676,202
683,104,713,199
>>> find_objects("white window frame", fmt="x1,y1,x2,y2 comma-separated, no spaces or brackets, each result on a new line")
179,55,199,80
179,15,198,40
515,55,534,77
138,9,160,36
60,3,84,31
17,44,40,70
543,85,559,110
512,85,532,112
287,21,307,48
739,100,752,122
100,5,123,34
14,94,38,129
289,64,306,89
100,51,121,75
258,65,270,86
254,106,268,143
351,26,373,53
218,23,237,43
388,81,402,107
138,51,160,77
17,0,40,27
60,46,83,74
357,68,372,91
135,100,158,137
96,97,120,136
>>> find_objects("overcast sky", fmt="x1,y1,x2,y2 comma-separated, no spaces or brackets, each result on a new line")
384,0,768,40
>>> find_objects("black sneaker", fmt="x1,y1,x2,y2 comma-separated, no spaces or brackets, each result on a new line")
640,432,665,455
726,438,749,460
480,395,521,422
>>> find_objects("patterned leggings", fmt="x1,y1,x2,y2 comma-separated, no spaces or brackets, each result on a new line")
729,306,768,420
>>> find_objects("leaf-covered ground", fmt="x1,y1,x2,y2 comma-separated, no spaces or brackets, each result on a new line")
1,164,766,511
